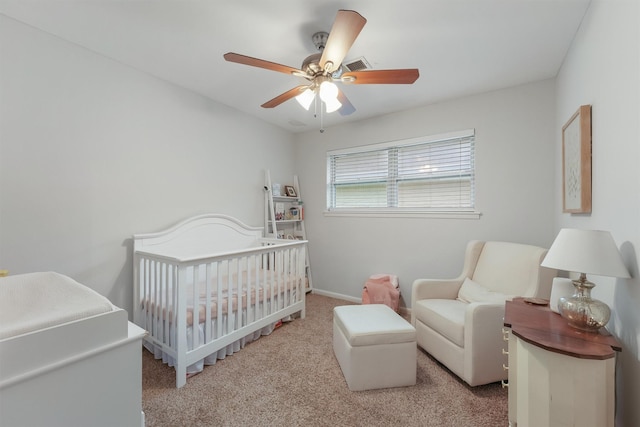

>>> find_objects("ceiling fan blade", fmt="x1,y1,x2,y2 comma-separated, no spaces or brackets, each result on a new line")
337,89,356,116
224,52,307,77
319,10,367,74
341,69,420,84
261,85,309,108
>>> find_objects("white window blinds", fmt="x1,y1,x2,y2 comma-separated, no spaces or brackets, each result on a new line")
327,130,475,212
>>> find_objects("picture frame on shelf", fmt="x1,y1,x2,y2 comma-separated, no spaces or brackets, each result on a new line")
562,105,592,214
284,185,297,198
288,206,300,220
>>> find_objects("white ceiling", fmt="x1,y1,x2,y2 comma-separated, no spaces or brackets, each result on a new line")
0,0,591,133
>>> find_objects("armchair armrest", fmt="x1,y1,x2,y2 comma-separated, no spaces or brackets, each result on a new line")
411,278,463,302
463,302,508,386
464,302,506,339
411,240,485,303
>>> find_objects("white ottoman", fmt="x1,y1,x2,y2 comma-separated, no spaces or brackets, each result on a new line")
333,304,417,391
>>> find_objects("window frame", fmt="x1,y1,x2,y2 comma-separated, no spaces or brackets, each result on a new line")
325,129,481,219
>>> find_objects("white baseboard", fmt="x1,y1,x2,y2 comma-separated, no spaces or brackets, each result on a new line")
309,289,412,319
310,288,361,304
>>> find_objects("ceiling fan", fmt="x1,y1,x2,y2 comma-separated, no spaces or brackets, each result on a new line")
223,9,419,117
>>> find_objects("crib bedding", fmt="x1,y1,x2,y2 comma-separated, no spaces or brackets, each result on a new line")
144,290,295,375
141,266,299,374
144,282,297,325
142,266,300,325
0,271,115,340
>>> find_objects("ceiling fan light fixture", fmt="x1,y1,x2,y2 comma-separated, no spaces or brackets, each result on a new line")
295,88,315,110
319,80,339,103
324,97,342,113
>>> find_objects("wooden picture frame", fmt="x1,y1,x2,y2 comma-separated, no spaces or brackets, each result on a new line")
284,185,297,198
562,105,592,213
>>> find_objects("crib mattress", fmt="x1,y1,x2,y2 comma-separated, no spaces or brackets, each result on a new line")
0,272,115,340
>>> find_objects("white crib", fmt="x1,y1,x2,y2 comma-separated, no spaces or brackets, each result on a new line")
133,214,306,388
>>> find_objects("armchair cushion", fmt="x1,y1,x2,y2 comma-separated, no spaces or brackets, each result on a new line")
457,277,515,304
471,241,550,296
414,299,465,347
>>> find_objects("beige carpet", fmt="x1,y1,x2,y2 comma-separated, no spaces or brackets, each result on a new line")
142,293,508,426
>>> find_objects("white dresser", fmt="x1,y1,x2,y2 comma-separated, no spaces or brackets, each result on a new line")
503,298,620,427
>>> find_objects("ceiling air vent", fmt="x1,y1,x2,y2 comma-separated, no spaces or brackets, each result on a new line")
343,56,371,72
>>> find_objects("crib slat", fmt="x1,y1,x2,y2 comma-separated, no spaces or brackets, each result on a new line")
249,254,257,324
160,263,166,346
139,259,146,331
157,262,164,345
277,251,282,311
236,257,242,330
246,255,253,325
192,265,200,349
153,261,159,341
260,253,267,319
270,251,276,315
145,259,152,334
216,261,223,340
284,248,290,308
204,262,213,344
175,266,188,388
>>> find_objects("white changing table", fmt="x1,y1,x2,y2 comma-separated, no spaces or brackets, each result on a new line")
0,272,147,427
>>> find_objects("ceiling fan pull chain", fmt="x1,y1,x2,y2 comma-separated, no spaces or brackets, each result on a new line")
320,101,325,133
313,93,318,119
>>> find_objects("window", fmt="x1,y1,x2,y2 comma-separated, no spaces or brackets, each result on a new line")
327,130,476,217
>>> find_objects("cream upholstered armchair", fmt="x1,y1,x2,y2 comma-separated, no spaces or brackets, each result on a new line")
411,240,556,387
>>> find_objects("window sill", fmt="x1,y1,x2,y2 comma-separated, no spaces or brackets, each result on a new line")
323,210,482,220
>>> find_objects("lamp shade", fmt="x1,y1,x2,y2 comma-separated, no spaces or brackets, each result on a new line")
541,228,630,278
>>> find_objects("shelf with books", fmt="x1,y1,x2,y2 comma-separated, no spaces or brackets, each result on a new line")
264,170,312,291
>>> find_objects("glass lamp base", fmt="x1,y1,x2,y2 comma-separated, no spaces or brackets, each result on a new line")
558,279,610,332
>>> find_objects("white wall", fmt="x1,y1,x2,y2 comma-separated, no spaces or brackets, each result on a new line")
294,79,557,304
0,16,296,314
555,1,640,425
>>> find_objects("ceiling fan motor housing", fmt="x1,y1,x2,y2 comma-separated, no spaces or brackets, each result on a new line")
301,53,323,76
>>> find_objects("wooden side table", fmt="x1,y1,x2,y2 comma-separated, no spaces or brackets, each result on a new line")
503,298,621,427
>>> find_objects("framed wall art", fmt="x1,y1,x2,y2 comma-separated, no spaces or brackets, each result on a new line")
562,105,592,214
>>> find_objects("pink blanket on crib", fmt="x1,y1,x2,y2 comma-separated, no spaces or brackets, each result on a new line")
362,274,400,312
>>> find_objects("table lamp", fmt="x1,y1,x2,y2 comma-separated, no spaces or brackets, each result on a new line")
541,228,630,332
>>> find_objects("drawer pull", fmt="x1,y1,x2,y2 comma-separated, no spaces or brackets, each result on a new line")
503,363,509,371
502,328,509,342
502,349,509,355
501,380,509,388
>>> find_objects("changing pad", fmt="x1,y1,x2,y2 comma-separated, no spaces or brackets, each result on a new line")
0,272,115,340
